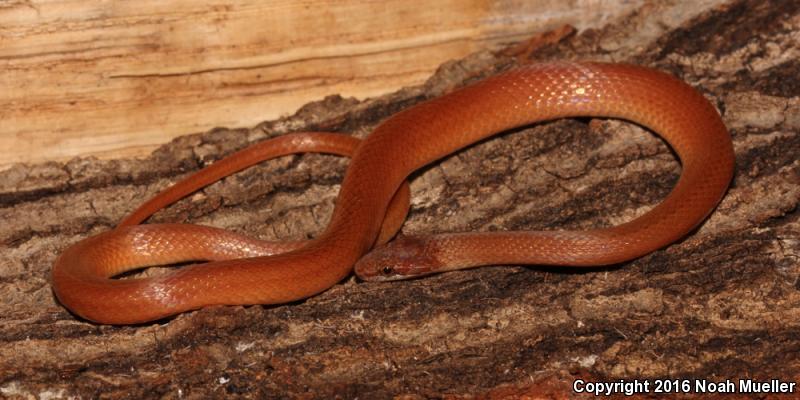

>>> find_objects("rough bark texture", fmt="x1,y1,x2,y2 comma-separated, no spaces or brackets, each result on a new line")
2,0,800,398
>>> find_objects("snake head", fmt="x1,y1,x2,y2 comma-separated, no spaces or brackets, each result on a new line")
355,235,442,282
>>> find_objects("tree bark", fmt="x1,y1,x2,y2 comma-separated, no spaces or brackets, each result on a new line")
2,0,799,398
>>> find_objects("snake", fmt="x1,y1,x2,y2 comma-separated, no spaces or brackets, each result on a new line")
51,62,734,324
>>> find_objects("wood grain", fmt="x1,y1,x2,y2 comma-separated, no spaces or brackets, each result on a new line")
0,0,648,168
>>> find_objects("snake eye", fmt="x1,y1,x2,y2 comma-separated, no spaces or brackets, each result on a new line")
381,266,393,275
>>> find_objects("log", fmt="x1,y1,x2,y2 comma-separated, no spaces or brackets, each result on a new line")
2,0,799,398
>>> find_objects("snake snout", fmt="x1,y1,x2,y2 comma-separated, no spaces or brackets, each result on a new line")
354,236,441,281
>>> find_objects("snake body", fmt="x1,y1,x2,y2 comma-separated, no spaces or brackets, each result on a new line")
52,62,734,324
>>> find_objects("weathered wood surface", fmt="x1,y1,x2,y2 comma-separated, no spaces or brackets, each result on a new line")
2,0,800,398
0,0,648,168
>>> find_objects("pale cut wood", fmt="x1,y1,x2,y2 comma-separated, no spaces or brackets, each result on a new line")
0,0,647,168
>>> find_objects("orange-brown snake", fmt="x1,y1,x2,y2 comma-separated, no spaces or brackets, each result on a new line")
52,62,734,324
